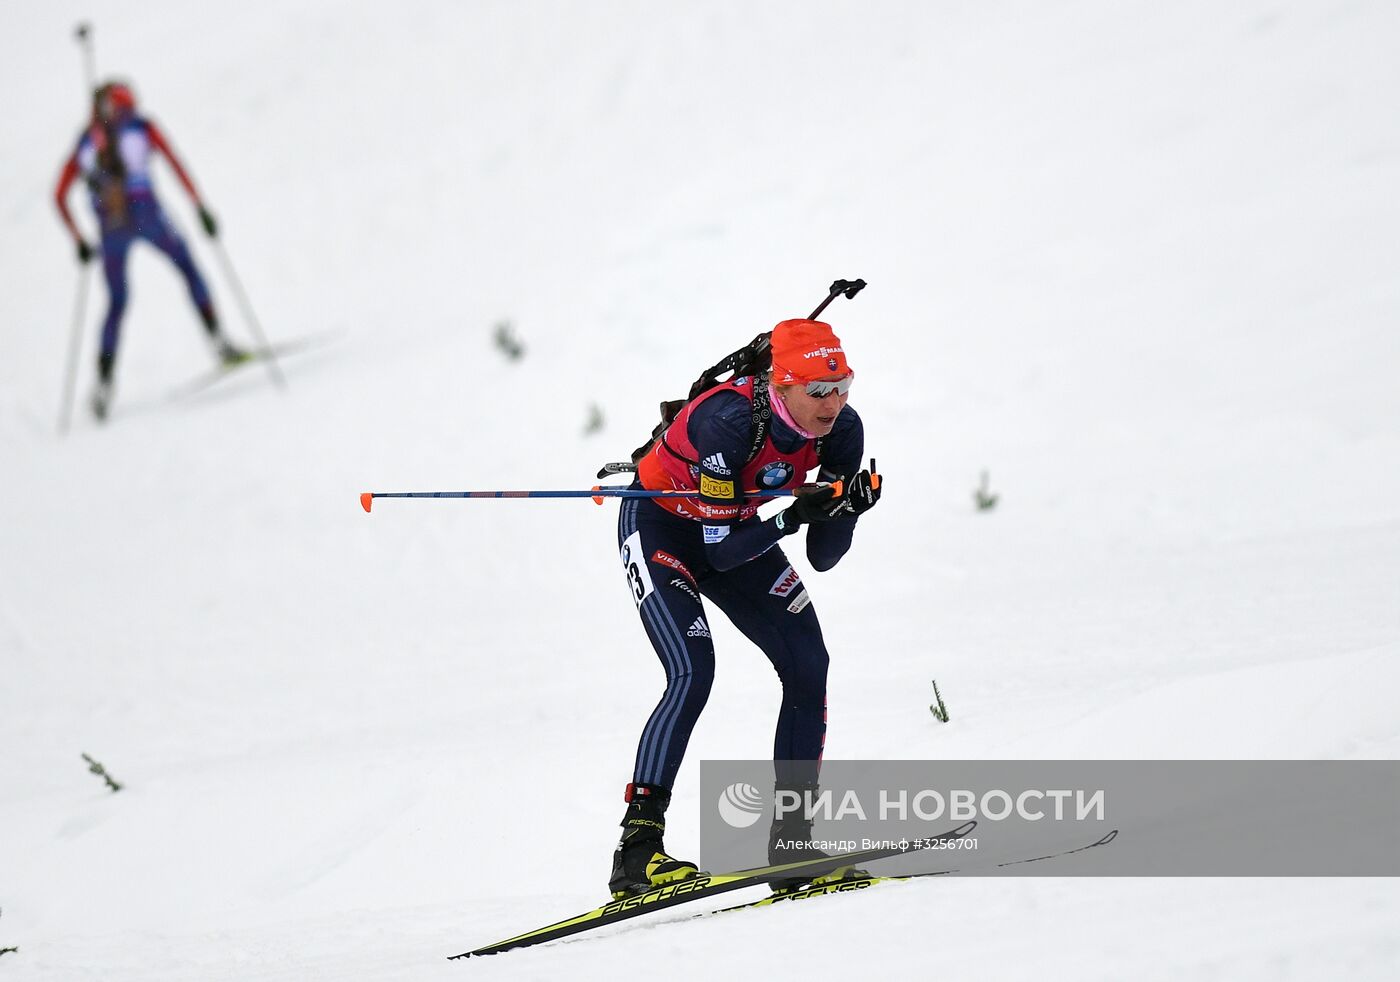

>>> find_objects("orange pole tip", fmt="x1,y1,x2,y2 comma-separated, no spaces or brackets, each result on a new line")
871,474,880,491
591,485,605,506
360,492,374,513
831,480,844,498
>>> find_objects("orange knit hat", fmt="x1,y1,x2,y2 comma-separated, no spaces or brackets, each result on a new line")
769,319,850,385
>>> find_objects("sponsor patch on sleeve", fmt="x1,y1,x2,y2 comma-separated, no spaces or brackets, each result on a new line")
701,452,731,476
703,524,731,544
697,501,740,522
699,474,735,499
786,589,811,614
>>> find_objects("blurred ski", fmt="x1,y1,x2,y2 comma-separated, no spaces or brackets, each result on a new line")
167,333,338,400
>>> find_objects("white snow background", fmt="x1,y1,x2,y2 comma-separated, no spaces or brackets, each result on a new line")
2,1,1398,978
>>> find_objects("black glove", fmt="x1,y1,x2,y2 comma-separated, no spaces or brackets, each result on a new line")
198,205,218,238
775,483,846,535
76,239,95,263
843,459,882,516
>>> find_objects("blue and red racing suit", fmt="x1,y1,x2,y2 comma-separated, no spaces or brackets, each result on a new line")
619,376,864,790
54,114,215,359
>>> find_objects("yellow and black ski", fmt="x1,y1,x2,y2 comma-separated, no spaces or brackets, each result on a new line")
712,868,946,913
450,820,977,958
709,828,1120,915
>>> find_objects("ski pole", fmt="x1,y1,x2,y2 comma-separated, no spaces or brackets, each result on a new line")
58,24,97,437
360,483,843,513
74,23,96,93
208,237,286,390
57,263,91,435
808,278,866,320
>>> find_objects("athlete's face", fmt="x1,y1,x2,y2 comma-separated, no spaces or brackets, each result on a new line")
777,379,850,437
97,101,130,125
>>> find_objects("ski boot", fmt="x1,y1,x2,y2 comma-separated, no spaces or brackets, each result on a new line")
90,353,115,422
90,380,113,422
767,783,869,894
608,782,700,899
200,304,251,366
215,337,252,367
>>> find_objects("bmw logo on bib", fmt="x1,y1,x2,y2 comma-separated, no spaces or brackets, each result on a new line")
758,461,795,488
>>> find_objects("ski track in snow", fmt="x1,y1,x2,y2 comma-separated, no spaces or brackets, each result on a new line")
2,0,1399,979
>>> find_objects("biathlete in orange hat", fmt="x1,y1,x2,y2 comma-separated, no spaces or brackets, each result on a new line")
609,317,881,900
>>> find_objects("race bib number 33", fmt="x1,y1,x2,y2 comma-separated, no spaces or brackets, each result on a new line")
620,531,655,607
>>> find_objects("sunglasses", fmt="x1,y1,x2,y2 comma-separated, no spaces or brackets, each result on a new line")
804,374,854,398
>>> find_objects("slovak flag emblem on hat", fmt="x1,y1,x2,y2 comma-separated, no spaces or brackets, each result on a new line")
770,318,851,384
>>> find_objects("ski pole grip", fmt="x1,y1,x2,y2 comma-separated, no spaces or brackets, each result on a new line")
808,278,867,320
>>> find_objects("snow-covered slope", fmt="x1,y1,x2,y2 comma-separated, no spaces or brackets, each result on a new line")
2,1,1398,979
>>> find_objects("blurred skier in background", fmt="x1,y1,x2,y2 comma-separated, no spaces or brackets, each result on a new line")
610,317,882,898
54,80,246,420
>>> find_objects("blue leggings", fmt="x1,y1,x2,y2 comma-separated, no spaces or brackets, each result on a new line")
618,497,829,790
98,196,213,358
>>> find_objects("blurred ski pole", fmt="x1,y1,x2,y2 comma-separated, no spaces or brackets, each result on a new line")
74,22,96,91
207,232,286,389
58,24,97,436
57,263,91,435
359,483,843,513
